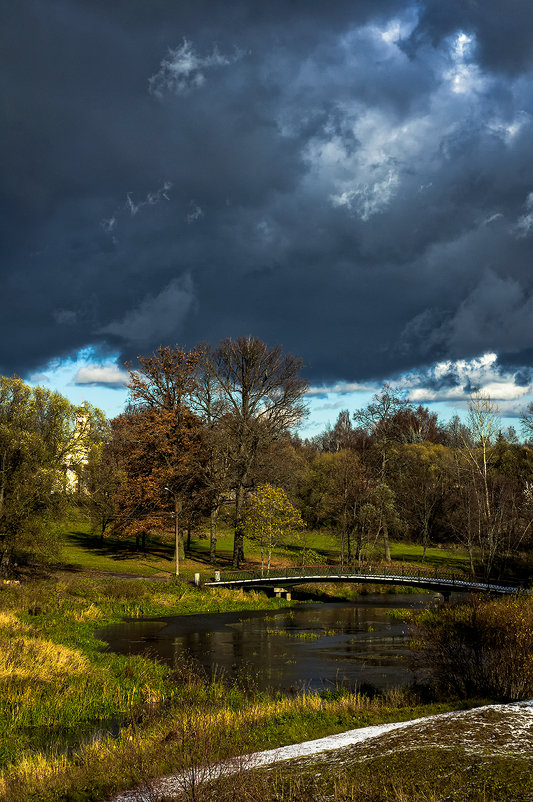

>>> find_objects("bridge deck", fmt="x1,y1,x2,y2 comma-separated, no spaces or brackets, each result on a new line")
205,567,526,595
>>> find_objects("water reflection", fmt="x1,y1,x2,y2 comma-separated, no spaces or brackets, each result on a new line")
97,595,435,692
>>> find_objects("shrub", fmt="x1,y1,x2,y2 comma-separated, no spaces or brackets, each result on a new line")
411,594,533,700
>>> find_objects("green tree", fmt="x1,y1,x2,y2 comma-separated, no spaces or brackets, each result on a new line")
82,437,121,542
0,376,105,576
362,482,402,563
243,483,304,575
388,442,453,558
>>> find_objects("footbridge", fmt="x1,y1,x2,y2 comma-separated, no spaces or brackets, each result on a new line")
205,565,527,598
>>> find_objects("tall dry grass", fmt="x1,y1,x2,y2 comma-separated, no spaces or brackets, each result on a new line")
0,612,88,681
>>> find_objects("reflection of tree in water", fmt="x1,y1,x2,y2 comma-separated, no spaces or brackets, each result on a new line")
101,601,424,693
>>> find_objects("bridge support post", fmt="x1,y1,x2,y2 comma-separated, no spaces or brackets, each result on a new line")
274,587,291,600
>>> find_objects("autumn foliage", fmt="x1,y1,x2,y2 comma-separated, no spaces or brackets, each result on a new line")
80,345,533,578
110,405,204,549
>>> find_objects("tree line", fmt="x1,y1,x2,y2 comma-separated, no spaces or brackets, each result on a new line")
3,337,533,578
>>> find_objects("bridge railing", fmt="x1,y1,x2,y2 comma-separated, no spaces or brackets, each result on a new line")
214,564,527,589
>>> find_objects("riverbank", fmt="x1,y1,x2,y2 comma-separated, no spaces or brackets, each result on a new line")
0,575,471,802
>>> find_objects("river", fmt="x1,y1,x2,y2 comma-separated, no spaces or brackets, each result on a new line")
97,594,436,692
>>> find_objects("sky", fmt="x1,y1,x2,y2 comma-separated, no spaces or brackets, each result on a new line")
3,1,533,435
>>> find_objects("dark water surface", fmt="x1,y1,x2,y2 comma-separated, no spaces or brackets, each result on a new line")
97,595,436,692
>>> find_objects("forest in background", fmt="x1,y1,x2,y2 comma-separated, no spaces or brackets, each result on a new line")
3,336,533,581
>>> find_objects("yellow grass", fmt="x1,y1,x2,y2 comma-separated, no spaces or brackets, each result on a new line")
70,602,105,622
0,613,88,681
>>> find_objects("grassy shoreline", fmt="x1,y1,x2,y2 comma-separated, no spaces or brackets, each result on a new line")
0,575,479,802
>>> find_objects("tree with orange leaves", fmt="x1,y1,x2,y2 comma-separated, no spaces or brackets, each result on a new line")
111,346,206,560
111,404,204,556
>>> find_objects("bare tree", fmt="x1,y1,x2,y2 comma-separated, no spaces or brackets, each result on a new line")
190,351,233,564
207,336,309,567
456,393,502,577
353,384,411,478
520,400,533,443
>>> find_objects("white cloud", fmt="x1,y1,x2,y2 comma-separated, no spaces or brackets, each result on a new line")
101,217,117,234
444,31,483,95
149,39,237,98
331,169,399,220
125,181,172,217
396,353,532,405
74,364,129,387
487,111,530,144
99,181,172,244
482,212,504,226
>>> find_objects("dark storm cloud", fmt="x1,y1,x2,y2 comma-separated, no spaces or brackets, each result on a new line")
3,0,533,393
407,0,533,76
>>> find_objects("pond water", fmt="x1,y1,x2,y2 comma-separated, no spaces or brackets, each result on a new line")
97,595,437,693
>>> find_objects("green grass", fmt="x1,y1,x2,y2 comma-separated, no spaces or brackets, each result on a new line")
57,515,474,583
60,526,169,575
57,519,282,579
0,576,293,768
0,574,476,802
389,541,472,573
204,745,533,801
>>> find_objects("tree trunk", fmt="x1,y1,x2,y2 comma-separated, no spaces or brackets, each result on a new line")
232,484,246,568
209,506,219,565
0,543,13,579
346,525,352,564
383,521,391,563
421,520,429,561
355,530,363,568
233,522,245,568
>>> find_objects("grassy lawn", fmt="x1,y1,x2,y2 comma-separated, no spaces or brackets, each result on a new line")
60,524,171,576
57,520,233,580
389,541,472,573
56,516,473,581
